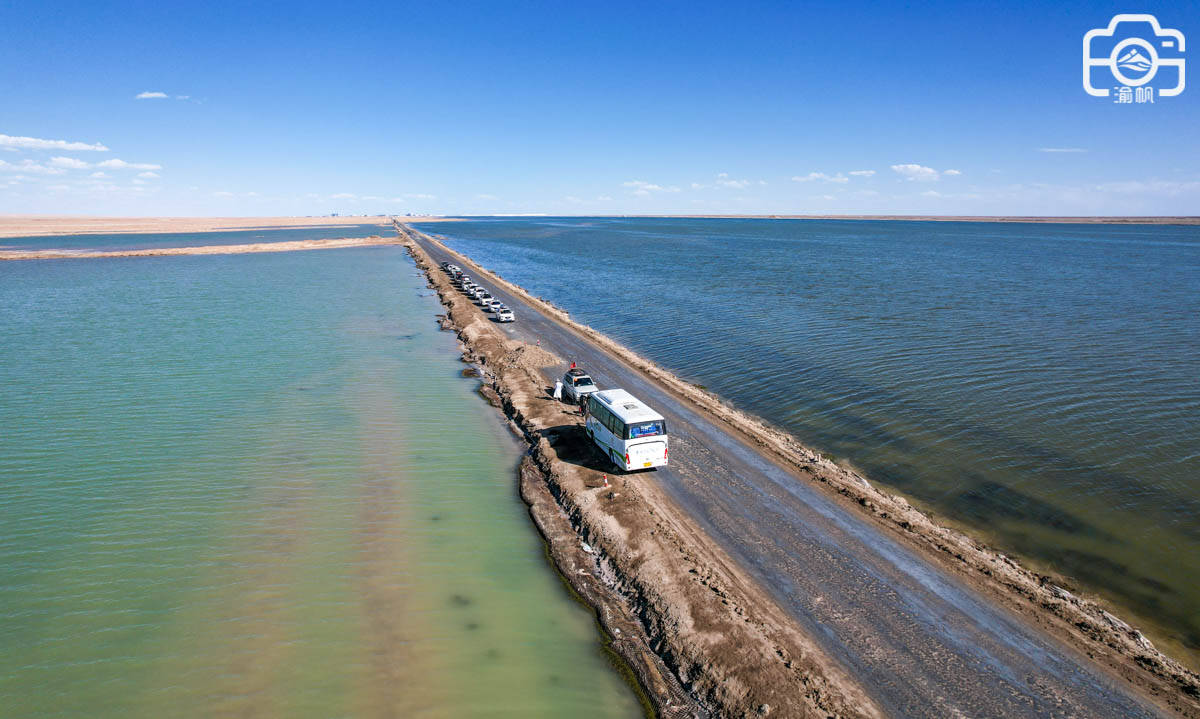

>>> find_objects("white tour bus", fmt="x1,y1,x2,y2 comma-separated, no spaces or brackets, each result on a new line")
586,389,669,471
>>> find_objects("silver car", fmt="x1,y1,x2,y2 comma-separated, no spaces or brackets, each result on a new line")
496,309,515,322
560,368,598,402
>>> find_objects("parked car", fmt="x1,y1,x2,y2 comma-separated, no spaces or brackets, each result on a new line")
486,299,503,312
496,308,515,322
561,368,598,402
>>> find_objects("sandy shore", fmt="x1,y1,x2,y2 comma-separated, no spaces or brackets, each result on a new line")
0,214,456,239
401,222,1200,717
0,236,401,261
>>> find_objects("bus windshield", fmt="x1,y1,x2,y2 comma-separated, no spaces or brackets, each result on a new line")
627,420,665,439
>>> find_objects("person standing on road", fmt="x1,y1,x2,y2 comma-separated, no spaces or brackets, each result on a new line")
578,394,588,417
553,379,563,400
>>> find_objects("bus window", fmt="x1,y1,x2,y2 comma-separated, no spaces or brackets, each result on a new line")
627,421,665,439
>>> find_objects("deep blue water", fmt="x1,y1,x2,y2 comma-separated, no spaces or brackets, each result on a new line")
416,216,1200,659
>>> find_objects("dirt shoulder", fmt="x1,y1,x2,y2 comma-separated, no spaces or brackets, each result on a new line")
403,224,1200,718
0,236,403,261
403,229,881,718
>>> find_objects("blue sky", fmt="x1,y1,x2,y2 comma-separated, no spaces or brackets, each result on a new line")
1,0,1197,216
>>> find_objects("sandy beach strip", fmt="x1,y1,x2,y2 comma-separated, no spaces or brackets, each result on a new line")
0,215,457,239
0,236,403,261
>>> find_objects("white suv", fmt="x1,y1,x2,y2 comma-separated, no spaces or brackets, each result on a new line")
560,368,598,402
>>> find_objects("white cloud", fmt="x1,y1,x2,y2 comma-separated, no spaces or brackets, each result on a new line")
848,170,876,177
213,191,235,197
714,173,755,189
596,195,613,201
132,178,147,185
1038,147,1087,153
96,158,162,170
891,164,940,181
0,134,109,152
49,156,90,169
475,193,498,200
921,190,943,197
136,91,169,99
792,172,848,184
137,171,159,178
89,171,108,178
330,192,356,199
405,193,436,200
175,95,190,100
46,184,71,192
943,169,962,176
623,180,680,195
0,159,66,175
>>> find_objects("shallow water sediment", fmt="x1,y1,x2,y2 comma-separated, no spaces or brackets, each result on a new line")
0,240,643,718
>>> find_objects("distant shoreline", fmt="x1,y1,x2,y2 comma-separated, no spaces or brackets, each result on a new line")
440,214,1200,226
638,214,1200,225
0,236,403,261
0,215,455,239
3,214,1196,240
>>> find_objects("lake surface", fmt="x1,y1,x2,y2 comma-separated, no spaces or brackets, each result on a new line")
0,243,642,717
416,216,1200,662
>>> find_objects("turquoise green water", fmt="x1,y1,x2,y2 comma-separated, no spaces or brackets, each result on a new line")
0,247,641,717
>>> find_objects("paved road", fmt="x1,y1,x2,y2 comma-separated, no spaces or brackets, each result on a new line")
417,235,1166,718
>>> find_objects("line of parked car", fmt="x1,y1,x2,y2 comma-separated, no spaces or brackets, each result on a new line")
441,261,515,322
